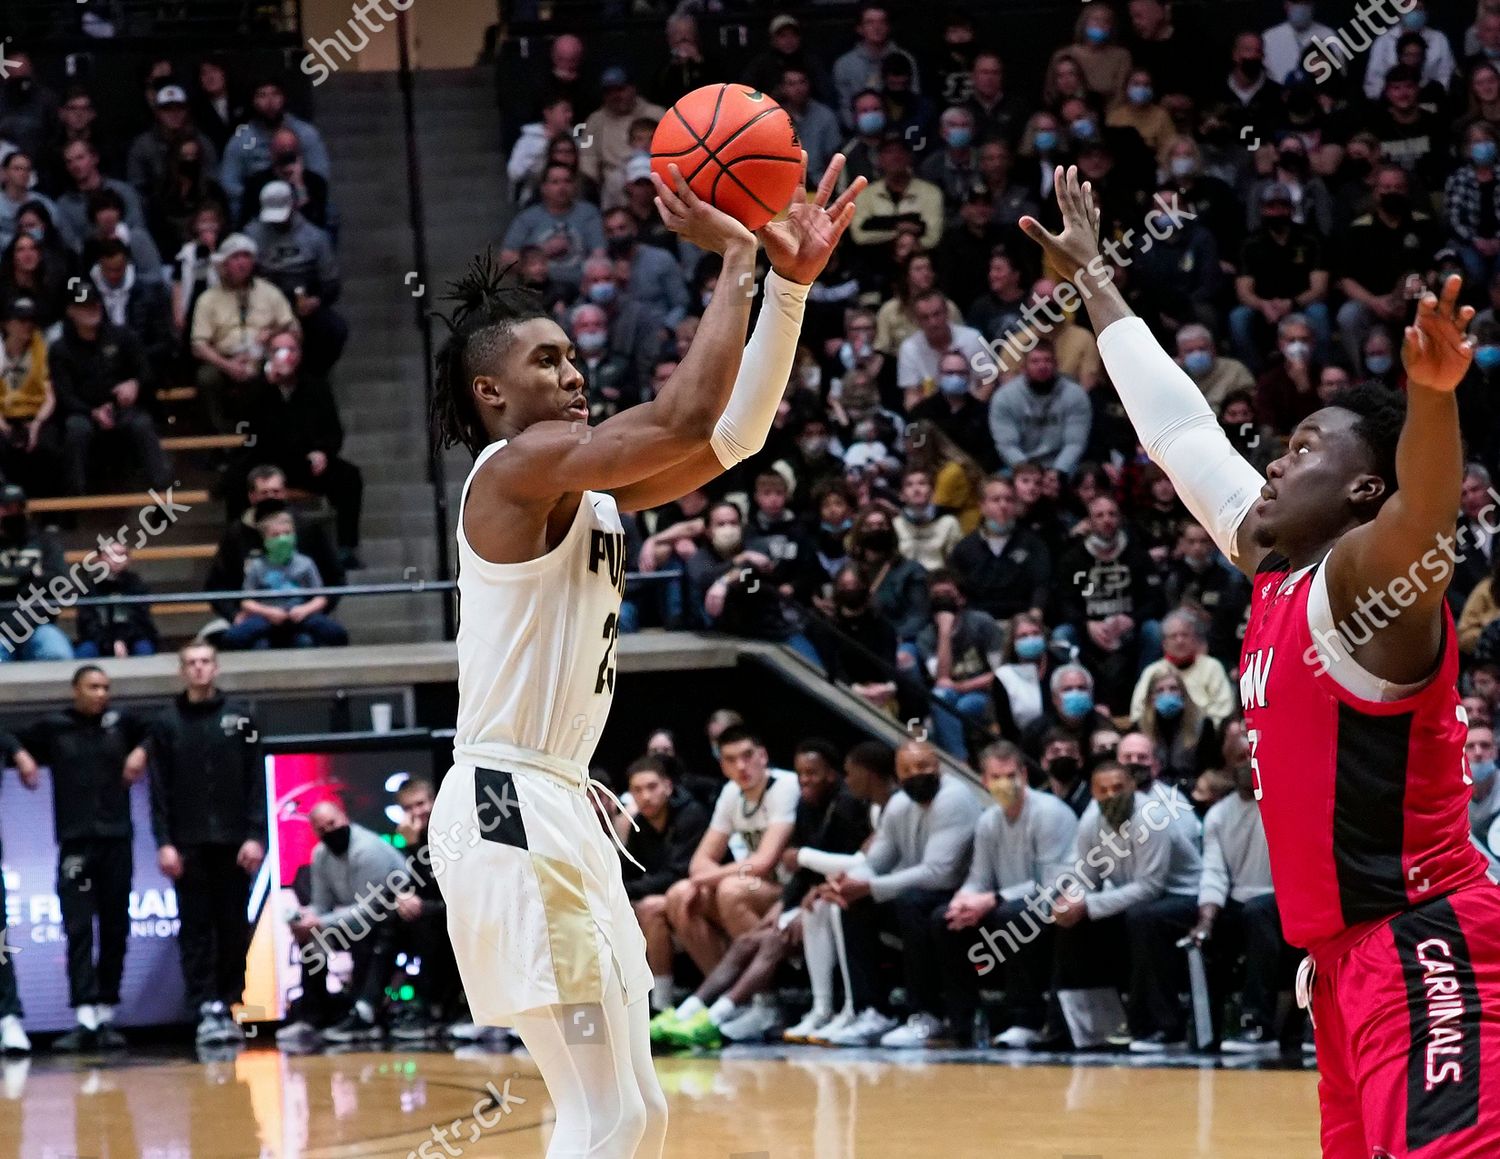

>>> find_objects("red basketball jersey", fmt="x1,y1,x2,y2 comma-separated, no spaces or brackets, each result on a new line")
1239,554,1490,955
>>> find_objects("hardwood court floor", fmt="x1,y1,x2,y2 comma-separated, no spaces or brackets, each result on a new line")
0,1045,1322,1157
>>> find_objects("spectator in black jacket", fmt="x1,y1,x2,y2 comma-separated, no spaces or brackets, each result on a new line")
388,777,462,1039
148,642,264,1045
18,665,149,1051
236,330,362,563
48,282,173,496
75,539,158,658
1052,494,1166,712
0,482,74,662
207,464,345,624
617,755,710,1011
243,184,346,377
89,238,177,393
949,476,1051,622
239,127,334,236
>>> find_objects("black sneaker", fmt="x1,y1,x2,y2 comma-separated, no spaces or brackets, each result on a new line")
1222,1023,1277,1054
52,1027,97,1053
1026,1025,1074,1052
389,1008,437,1042
323,1009,381,1043
95,1025,127,1050
1128,1030,1186,1054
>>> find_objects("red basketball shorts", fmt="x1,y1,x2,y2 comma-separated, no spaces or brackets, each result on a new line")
1312,884,1500,1158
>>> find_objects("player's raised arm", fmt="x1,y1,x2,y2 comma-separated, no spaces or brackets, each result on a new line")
610,154,865,513
473,163,758,505
1323,275,1474,683
1019,166,1271,575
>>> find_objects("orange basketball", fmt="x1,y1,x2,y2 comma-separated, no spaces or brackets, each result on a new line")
650,83,803,232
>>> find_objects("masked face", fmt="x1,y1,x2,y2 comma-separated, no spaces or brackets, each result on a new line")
902,772,941,804
1098,791,1134,830
988,773,1021,809
263,531,296,566
321,824,352,855
1045,754,1080,784
710,524,742,554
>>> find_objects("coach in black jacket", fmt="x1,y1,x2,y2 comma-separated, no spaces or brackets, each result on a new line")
148,641,265,1045
18,664,149,1051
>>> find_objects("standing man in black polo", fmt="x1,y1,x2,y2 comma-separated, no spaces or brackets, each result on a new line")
0,731,39,1054
18,665,149,1051
148,642,265,1046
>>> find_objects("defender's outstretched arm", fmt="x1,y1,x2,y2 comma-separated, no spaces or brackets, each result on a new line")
1020,166,1270,575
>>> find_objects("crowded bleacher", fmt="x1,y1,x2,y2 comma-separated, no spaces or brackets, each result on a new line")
7,0,1500,1060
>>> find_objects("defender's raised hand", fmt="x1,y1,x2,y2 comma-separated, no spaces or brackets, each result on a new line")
1403,273,1476,393
1019,164,1106,280
757,152,866,286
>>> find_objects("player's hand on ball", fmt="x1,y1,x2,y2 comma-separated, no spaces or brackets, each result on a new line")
757,152,865,286
651,162,756,257
1020,165,1105,282
1403,273,1475,393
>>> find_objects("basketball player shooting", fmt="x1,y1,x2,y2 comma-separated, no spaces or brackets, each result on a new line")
1023,166,1500,1157
424,153,863,1159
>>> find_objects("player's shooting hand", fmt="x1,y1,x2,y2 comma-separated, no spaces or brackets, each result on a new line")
1019,165,1105,283
1403,273,1476,393
651,163,756,259
757,152,865,286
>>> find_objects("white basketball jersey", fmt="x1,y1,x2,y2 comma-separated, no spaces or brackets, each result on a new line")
454,440,627,766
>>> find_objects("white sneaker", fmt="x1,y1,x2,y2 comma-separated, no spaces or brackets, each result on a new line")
0,1016,29,1054
823,1008,898,1047
720,1003,779,1043
783,1008,834,1043
991,1025,1040,1049
879,1012,949,1049
805,1008,857,1045
446,1020,484,1041
95,1005,116,1026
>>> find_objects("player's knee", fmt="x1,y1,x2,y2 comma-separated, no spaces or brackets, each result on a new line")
634,894,667,922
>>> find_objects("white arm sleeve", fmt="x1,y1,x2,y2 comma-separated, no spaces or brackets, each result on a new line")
709,269,809,468
1095,317,1265,564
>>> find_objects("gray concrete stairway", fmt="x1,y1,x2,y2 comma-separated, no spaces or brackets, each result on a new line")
314,66,509,643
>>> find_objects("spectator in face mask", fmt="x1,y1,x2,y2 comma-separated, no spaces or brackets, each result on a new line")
849,504,930,641
837,90,891,193
241,127,334,235
1130,609,1235,728
905,570,1006,761
893,467,963,572
1253,313,1326,435
1466,723,1500,852
577,254,666,399
569,302,636,422
602,205,689,328
1021,667,1114,763
988,340,1092,474
1264,3,1336,85
221,503,348,650
1131,668,1220,786
1035,728,1088,812
277,800,405,1046
1164,522,1250,668
1232,184,1333,373
1173,323,1253,410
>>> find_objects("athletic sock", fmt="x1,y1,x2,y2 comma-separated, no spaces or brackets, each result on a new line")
76,1004,99,1032
355,1000,375,1024
707,996,738,1025
675,995,706,1020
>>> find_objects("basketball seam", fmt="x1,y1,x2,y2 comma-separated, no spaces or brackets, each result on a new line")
662,87,793,216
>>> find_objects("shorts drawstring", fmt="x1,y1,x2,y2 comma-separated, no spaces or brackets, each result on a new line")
1295,955,1316,1030
587,777,646,873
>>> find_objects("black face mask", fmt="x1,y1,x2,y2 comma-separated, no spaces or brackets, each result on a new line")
930,595,961,615
273,149,300,167
179,157,201,178
606,235,636,259
1379,192,1411,217
1263,213,1291,232
1099,792,1134,830
834,588,867,613
1027,374,1057,393
0,513,27,542
902,772,941,804
1046,755,1080,784
858,527,898,557
321,825,352,856
1236,58,1263,80
1277,151,1308,177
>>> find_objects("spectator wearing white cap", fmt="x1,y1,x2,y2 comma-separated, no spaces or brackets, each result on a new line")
127,84,220,206
743,15,836,107
239,127,335,237
189,233,297,433
244,182,346,378
219,78,330,222
577,67,665,197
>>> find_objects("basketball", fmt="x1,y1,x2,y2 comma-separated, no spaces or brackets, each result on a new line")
650,83,803,232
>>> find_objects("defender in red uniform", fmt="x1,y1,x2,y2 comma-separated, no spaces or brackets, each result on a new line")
1024,168,1500,1157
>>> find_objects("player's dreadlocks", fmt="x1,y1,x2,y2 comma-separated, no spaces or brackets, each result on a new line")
1327,381,1406,511
429,249,548,457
